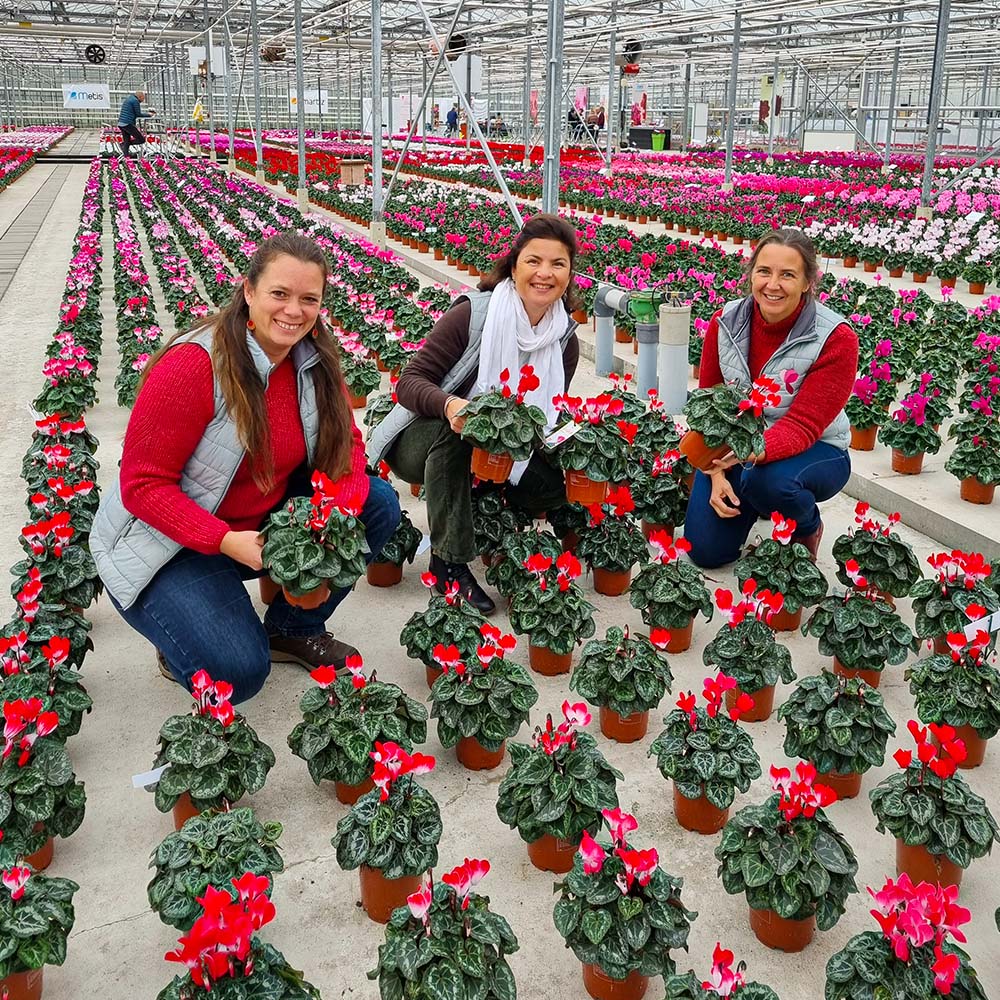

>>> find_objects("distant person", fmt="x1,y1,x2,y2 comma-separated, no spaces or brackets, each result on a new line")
446,104,459,136
117,89,155,158
568,106,584,141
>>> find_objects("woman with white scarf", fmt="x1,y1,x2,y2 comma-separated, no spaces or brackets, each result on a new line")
384,214,581,614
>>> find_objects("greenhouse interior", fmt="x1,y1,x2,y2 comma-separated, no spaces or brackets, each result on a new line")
0,0,997,997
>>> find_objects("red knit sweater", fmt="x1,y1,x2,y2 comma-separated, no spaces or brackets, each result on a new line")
120,344,370,555
698,299,858,463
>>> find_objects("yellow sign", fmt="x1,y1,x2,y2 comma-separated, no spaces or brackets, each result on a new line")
191,98,206,123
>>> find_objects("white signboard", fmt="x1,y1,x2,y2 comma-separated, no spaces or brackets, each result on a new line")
289,89,329,114
187,45,228,77
802,129,855,152
61,84,110,110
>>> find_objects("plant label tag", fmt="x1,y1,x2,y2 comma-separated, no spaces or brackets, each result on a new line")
416,533,431,555
132,764,167,790
966,211,985,223
964,613,997,640
544,422,585,448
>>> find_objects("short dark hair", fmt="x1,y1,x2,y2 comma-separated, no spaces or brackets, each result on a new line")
478,212,581,310
742,228,819,295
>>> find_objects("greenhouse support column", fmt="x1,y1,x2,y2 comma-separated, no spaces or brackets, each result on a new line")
540,0,565,213
465,33,472,151
855,69,868,152
370,0,386,247
869,72,880,144
294,0,308,212
883,10,902,169
919,0,950,215
387,62,394,144
723,11,740,190
767,53,779,160
976,67,991,154
604,0,616,171
797,74,809,149
421,58,428,151
251,0,264,179
223,23,234,167
521,0,532,169
202,0,216,161
681,57,691,147
317,61,323,136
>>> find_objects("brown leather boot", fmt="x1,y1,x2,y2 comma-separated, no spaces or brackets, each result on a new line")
797,520,824,562
268,632,360,670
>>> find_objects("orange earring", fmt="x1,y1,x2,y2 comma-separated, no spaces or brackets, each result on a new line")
310,327,318,339
246,318,255,331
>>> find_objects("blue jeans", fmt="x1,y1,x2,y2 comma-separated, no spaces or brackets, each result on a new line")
110,476,400,703
685,442,850,569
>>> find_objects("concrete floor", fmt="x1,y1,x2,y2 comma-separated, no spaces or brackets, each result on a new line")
0,152,997,999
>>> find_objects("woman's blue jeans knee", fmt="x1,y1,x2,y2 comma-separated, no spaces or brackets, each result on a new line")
684,442,850,569
109,475,401,702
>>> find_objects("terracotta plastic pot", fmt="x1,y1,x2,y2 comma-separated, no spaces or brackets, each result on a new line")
376,355,389,373
582,963,649,1000
418,241,429,254
359,865,423,923
933,635,950,655
24,834,53,873
689,226,700,236
912,272,928,283
258,576,281,605
614,326,631,344
641,520,673,541
842,256,857,268
632,338,638,355
425,665,444,691
895,840,963,889
335,777,375,805
820,770,862,800
599,706,649,743
768,607,802,632
571,309,588,324
891,449,924,475
942,724,988,769
349,392,367,409
863,261,879,273
366,561,403,587
733,235,744,245
725,684,774,722
638,215,648,225
960,477,995,505
679,430,731,473
593,566,632,597
456,736,506,770
691,364,700,379
172,792,202,830
561,530,580,555
749,907,816,952
0,969,43,1000
456,260,469,272
833,657,882,689
677,224,687,233
527,833,577,873
672,782,728,834
565,470,608,505
470,448,514,483
849,425,878,451
940,277,957,289
283,581,331,609
410,482,422,497
528,642,572,676
664,618,694,654
968,281,986,295
889,266,905,278
433,248,445,261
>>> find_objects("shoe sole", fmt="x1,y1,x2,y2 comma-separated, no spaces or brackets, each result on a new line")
268,649,315,669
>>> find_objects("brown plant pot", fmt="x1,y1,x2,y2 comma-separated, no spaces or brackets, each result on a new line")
932,635,950,655
849,425,878,451
679,430,731,473
24,834,53,872
614,326,631,344
717,233,729,242
456,260,469,272
527,833,577,873
561,529,580,555
664,618,694,654
637,215,648,225
891,449,924,475
673,782,728,834
691,364,700,379
749,907,816,952
456,736,506,770
335,777,375,805
677,225,687,233
425,664,443,690
895,839,963,889
632,338,638,355
769,606,802,632
172,791,202,831
912,272,928,283
359,865,423,923
433,248,445,261
968,281,986,295
689,226,700,236
940,276,957,289
725,684,774,722
0,969,43,1000
375,355,390,373
820,770,862,800
593,566,632,597
889,266,905,278
470,447,514,483
366,561,403,587
733,235,744,245
571,309,588,324
833,657,882,688
960,477,995,505
410,482,422,497
349,392,367,409
565,470,609,505
582,963,649,1000
640,520,673,541
945,723,988,768
417,241,429,254
843,256,858,268
283,581,331,609
665,221,675,230
599,706,649,743
528,642,572,676
863,261,878,273
259,576,281,605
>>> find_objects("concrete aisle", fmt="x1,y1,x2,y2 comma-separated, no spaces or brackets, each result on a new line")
1,160,996,998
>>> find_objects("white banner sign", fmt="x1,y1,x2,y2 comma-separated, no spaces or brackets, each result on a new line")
187,45,228,77
61,83,110,110
289,89,329,114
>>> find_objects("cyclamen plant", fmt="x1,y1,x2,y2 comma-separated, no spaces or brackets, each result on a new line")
878,390,943,458
629,531,713,631
399,572,488,667
484,528,563,601
470,488,532,559
551,393,634,484
0,864,78,982
682,376,782,464
575,485,650,575
665,944,779,1000
12,509,100,610
460,364,549,461
831,502,923,599
909,550,998,642
945,414,1000,488
630,450,690,531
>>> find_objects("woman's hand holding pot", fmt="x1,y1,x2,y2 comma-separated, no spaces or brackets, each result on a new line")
708,469,742,519
445,396,469,434
221,530,265,570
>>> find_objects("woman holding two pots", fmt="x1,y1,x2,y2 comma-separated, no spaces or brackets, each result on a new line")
685,229,858,568
91,233,400,702
368,213,581,615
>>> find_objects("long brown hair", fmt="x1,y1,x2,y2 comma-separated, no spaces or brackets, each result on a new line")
741,228,819,297
138,232,354,491
478,212,581,311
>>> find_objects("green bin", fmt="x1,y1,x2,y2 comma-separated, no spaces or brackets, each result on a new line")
651,131,666,151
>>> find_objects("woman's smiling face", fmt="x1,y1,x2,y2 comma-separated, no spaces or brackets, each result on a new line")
511,237,572,323
243,253,325,363
750,243,811,324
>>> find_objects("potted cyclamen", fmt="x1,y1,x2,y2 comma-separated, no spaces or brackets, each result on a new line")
22,414,99,494
680,376,781,472
734,513,828,631
570,626,674,743
906,628,999,768
649,673,761,834
332,742,441,922
631,450,689,539
629,531,713,653
576,485,649,596
287,655,427,803
844,373,886,451
366,507,422,587
702,583,794,722
553,810,696,1000
259,471,367,608
12,510,101,612
159,875,320,999
870,720,998,888
459,365,548,482
509,551,596,675
878,391,942,475
778,670,897,800
831,502,922,604
802,587,918,689
0,863,78,1000
339,349,382,408
429,623,538,770
368,860,519,998
665,946,779,1000
551,393,633,504
496,702,622,874
152,670,276,829
147,807,283,931
946,412,1000,504
825,875,989,1000
715,763,858,953
485,527,563,601
471,487,532,563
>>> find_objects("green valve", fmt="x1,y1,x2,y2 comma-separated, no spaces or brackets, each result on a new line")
628,289,664,323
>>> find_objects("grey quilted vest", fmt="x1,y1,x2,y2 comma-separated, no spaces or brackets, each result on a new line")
716,297,851,452
366,290,578,465
90,326,323,609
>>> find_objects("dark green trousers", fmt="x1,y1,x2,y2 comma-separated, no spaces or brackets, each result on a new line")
387,417,566,564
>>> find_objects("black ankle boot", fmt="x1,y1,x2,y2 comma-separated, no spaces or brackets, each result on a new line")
429,553,496,615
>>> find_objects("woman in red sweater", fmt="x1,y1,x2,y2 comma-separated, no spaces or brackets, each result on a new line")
92,233,399,701
684,229,858,568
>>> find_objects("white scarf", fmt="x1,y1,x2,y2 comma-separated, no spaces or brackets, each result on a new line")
473,278,568,484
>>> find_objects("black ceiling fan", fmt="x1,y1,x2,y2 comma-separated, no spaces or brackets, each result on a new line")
85,43,106,64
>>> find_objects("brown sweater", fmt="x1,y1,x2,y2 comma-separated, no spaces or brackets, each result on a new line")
396,299,581,418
